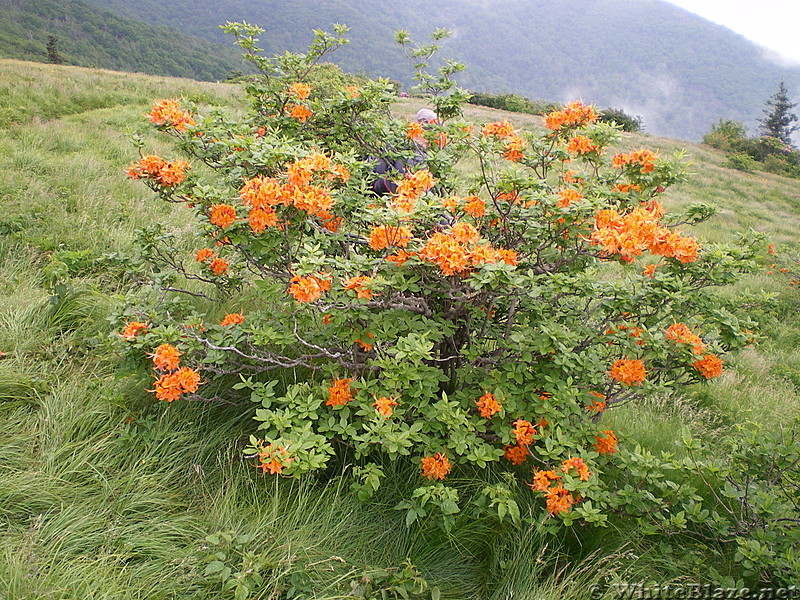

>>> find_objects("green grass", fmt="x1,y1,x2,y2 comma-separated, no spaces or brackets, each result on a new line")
0,59,241,128
0,59,798,598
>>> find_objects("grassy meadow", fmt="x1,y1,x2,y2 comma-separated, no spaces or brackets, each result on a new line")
0,58,798,598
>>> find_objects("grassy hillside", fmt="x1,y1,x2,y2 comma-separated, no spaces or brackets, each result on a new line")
0,0,247,81
0,59,798,597
80,0,800,141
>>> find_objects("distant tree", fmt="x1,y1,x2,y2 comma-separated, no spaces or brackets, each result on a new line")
598,107,643,133
759,81,798,146
46,35,64,64
702,119,747,151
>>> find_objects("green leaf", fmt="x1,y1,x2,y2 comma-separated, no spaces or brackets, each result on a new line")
234,584,250,600
405,509,418,527
203,560,225,576
440,498,460,515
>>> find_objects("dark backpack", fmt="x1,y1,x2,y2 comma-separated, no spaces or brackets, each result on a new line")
367,151,426,196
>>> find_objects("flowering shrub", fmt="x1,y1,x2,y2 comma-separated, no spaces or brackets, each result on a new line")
120,23,760,531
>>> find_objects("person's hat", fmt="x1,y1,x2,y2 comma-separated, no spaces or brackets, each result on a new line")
414,108,438,123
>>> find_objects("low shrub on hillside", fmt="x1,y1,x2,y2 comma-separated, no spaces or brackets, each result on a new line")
467,91,560,115
703,119,748,151
723,152,759,173
704,119,800,179
598,107,643,132
118,23,798,584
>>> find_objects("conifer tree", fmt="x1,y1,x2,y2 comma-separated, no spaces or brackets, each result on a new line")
46,35,64,65
759,81,798,146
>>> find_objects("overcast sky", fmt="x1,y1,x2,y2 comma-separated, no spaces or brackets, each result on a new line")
665,0,800,65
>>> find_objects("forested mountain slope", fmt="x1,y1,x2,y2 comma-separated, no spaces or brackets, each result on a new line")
80,0,800,141
0,0,246,81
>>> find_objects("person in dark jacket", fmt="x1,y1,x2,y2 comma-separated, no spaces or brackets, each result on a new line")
369,109,437,196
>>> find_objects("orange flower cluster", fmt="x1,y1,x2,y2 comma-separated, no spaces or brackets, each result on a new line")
562,456,591,481
239,176,287,209
594,430,618,454
239,176,283,231
343,276,374,300
612,149,657,173
127,155,190,187
591,206,700,264
475,392,502,418
692,354,723,379
288,152,349,185
290,150,333,179
288,104,313,122
373,396,398,417
587,390,607,412
292,186,335,218
503,444,528,465
248,207,279,233
481,120,516,138
544,487,577,515
392,169,436,213
502,136,526,162
326,378,353,407
613,183,641,194
120,321,148,341
209,257,229,276
385,250,414,266
450,221,480,244
149,343,201,402
152,367,201,402
665,323,705,355
151,343,181,371
557,189,583,209
147,98,195,131
406,121,426,139
566,134,599,155
419,221,517,276
544,101,598,131
464,196,486,218
588,399,607,413
288,82,312,100
288,273,331,303
529,460,584,515
209,203,237,229
442,196,463,213
345,85,360,99
512,418,537,446
238,154,347,228
356,332,375,352
220,313,245,327
368,225,412,251
480,121,525,162
420,453,451,480
530,469,561,492
195,248,214,263
643,264,657,278
609,358,647,386
496,191,520,205
255,442,293,475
